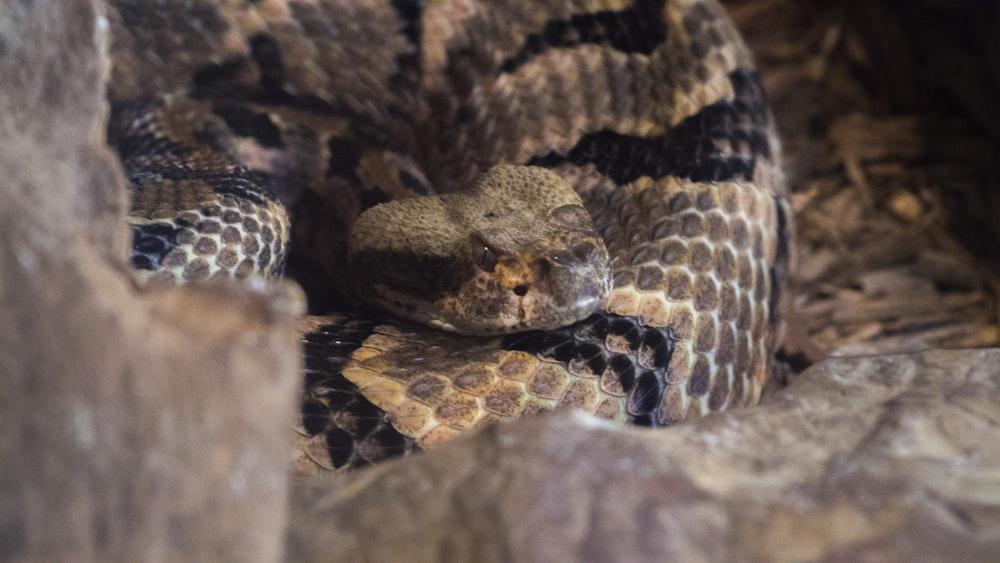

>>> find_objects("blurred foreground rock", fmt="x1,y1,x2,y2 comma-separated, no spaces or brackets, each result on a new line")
0,2,300,560
289,349,1000,562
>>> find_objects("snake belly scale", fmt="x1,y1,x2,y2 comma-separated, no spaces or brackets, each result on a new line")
108,0,792,472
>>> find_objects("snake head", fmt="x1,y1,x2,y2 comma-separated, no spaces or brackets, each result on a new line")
348,165,612,335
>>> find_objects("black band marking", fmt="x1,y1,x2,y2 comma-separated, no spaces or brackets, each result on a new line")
130,223,181,271
301,319,415,469
390,0,425,88
212,102,285,149
529,70,770,185
503,313,677,427
769,193,789,327
500,1,668,73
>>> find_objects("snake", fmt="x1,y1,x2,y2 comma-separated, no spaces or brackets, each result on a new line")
107,0,792,473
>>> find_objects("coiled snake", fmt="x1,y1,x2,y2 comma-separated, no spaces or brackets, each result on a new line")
108,0,792,472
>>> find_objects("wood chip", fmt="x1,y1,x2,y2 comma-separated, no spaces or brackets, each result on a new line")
726,0,1000,371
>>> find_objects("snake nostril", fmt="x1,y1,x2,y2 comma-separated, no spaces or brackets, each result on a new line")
513,284,529,296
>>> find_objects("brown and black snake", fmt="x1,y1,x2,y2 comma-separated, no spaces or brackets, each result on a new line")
107,0,793,473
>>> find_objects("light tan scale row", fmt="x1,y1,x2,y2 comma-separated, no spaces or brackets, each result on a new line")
132,194,288,286
339,324,633,450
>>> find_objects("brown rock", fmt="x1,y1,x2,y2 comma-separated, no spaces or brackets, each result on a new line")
288,350,1000,562
0,2,300,560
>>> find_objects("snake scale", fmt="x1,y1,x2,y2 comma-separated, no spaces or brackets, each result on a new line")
108,0,792,473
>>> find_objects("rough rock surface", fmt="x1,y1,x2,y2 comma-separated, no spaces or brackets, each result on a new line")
288,349,1000,562
0,2,300,561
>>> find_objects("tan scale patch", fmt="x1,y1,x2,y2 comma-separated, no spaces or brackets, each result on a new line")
496,350,540,382
484,381,528,417
559,379,600,411
594,398,623,419
387,401,434,437
418,425,460,449
527,363,571,400
339,323,633,449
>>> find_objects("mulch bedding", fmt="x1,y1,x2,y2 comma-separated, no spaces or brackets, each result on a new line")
724,0,1000,374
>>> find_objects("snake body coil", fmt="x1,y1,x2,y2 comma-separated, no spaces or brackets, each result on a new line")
109,0,792,472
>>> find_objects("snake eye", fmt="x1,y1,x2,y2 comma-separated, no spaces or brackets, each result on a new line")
474,244,500,273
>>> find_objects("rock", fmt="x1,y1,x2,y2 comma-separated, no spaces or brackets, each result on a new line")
288,349,1000,562
0,2,300,560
